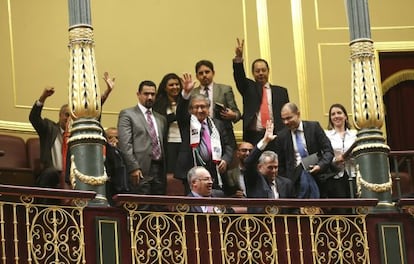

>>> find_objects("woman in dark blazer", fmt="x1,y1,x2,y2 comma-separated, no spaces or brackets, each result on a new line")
153,73,183,176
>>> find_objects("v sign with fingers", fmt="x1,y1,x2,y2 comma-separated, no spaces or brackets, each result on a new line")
235,38,245,59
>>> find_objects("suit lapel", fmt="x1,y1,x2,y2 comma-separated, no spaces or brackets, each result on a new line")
270,85,278,107
134,106,147,126
135,106,151,135
193,86,202,95
256,82,263,98
212,83,219,103
153,112,164,146
302,121,313,153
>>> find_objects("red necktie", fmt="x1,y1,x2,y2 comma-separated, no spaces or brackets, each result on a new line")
62,122,70,174
260,85,270,128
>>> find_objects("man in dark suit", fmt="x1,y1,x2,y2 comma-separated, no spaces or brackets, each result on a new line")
29,87,70,188
175,73,235,196
117,80,167,197
273,102,334,198
224,141,253,198
233,38,290,145
244,121,295,214
186,166,214,213
104,127,130,206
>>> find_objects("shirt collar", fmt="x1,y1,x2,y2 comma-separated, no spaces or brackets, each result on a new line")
327,128,351,136
203,84,212,91
191,191,202,197
138,103,151,114
294,121,304,133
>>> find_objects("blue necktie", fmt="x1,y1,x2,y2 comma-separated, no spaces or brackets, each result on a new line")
295,130,307,158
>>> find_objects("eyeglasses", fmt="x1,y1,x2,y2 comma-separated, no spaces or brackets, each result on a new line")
196,177,212,182
192,105,208,110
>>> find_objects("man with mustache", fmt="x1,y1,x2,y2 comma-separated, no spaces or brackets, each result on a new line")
117,81,167,198
192,60,241,140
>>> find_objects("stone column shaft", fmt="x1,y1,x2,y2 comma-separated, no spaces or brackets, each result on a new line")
345,0,394,211
67,0,107,206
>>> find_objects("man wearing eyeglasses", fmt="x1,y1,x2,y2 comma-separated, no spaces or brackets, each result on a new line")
175,73,235,196
224,142,254,198
187,166,214,213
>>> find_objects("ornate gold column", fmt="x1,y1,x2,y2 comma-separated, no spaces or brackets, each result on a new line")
67,0,108,206
345,0,394,211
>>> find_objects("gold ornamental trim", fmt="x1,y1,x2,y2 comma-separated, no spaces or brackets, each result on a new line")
350,39,374,59
68,26,101,120
68,26,94,45
68,134,106,144
70,155,108,188
291,0,310,117
350,40,385,129
353,143,390,154
356,165,392,193
382,69,414,95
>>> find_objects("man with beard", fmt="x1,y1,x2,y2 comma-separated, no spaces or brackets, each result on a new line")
192,60,241,139
118,81,167,198
224,141,253,198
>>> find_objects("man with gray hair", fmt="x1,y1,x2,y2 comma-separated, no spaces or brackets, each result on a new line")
244,120,295,213
186,166,213,213
175,73,235,196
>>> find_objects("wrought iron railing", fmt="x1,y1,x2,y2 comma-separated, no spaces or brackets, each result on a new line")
0,185,95,264
6,185,414,263
114,195,378,264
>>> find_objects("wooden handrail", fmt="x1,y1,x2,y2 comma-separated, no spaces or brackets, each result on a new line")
0,184,96,200
113,194,378,209
389,150,414,156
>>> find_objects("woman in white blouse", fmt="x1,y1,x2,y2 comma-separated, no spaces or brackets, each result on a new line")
323,103,357,200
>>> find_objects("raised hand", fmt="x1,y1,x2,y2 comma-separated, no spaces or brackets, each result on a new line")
181,73,195,96
235,38,244,59
103,72,115,90
39,86,55,103
102,72,115,104
263,120,276,143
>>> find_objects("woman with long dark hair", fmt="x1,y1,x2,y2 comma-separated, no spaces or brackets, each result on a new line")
153,73,183,176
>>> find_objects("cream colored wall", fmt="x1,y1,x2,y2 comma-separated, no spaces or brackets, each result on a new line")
1,0,414,140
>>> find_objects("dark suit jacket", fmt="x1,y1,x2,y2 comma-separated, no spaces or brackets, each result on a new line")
224,165,245,197
272,121,334,186
187,191,205,213
244,146,295,199
117,105,167,178
244,145,295,214
233,61,289,138
29,102,60,170
153,95,178,126
175,95,235,187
